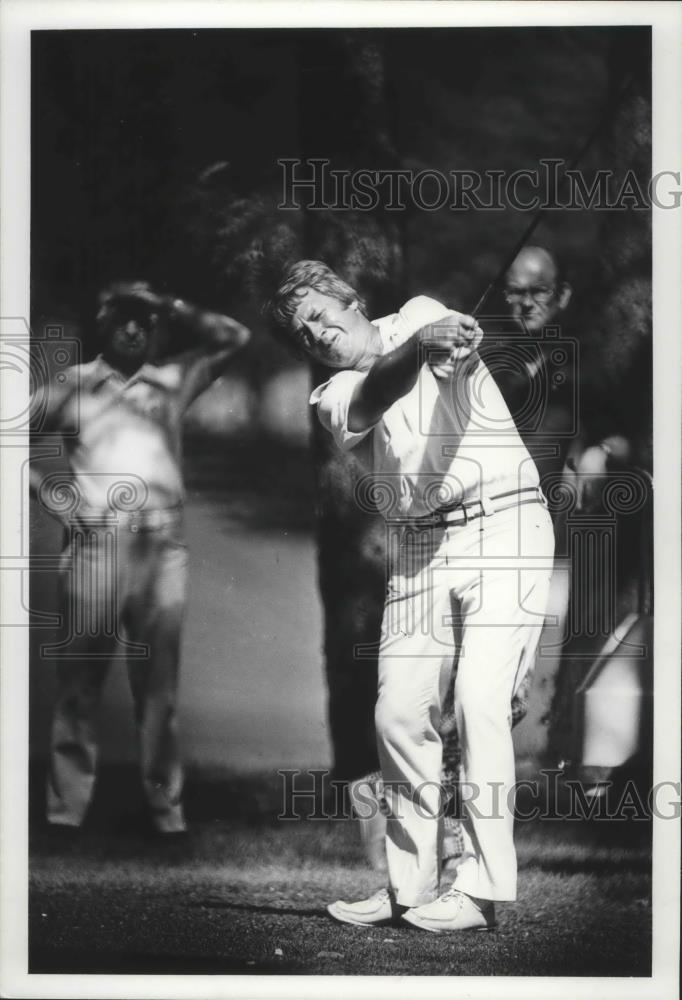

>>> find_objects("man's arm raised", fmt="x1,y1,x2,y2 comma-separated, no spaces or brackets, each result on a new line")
166,298,251,409
171,298,250,367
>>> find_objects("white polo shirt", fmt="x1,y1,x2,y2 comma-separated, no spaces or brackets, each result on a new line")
39,353,218,513
309,296,539,519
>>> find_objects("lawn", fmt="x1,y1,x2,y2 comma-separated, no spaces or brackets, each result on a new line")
28,767,652,978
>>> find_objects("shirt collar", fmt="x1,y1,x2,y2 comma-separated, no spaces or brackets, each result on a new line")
91,355,120,390
92,354,178,391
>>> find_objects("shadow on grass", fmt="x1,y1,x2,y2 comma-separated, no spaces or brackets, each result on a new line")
30,761,654,862
29,947,295,975
29,760,295,831
523,849,651,877
188,899,327,919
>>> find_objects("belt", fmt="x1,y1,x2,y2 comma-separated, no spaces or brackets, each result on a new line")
74,505,184,533
410,487,546,529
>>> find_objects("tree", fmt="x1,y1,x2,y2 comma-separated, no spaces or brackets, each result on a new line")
298,32,405,780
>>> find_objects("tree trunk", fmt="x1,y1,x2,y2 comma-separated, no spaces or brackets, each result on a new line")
298,33,404,780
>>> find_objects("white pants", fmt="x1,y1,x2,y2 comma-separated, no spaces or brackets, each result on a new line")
47,511,188,832
375,501,555,905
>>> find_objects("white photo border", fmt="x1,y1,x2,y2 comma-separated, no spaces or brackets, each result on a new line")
1,2,680,998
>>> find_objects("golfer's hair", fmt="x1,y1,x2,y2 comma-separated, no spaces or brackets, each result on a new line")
269,260,367,335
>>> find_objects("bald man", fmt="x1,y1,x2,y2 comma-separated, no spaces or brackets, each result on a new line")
492,246,576,503
503,246,572,335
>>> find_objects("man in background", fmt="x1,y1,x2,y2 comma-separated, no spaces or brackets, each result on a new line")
493,245,575,501
30,282,250,835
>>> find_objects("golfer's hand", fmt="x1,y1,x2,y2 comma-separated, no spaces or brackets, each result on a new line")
419,313,483,378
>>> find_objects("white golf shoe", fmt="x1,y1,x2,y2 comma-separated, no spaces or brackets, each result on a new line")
327,887,403,927
402,887,496,933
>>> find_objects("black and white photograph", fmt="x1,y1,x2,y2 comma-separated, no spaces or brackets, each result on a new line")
0,1,680,997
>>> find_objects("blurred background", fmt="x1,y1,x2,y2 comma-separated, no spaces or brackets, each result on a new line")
25,22,657,979
29,25,652,782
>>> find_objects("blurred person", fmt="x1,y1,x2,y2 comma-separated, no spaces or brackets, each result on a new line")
563,435,633,512
30,282,250,835
532,236,652,775
549,431,645,767
503,246,572,336
489,246,576,504
270,261,554,933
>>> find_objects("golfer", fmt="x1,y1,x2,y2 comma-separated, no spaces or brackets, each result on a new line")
271,260,554,932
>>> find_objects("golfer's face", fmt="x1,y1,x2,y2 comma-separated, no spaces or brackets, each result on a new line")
291,288,375,369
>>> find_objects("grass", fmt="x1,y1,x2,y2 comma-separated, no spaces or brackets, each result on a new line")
28,765,652,977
